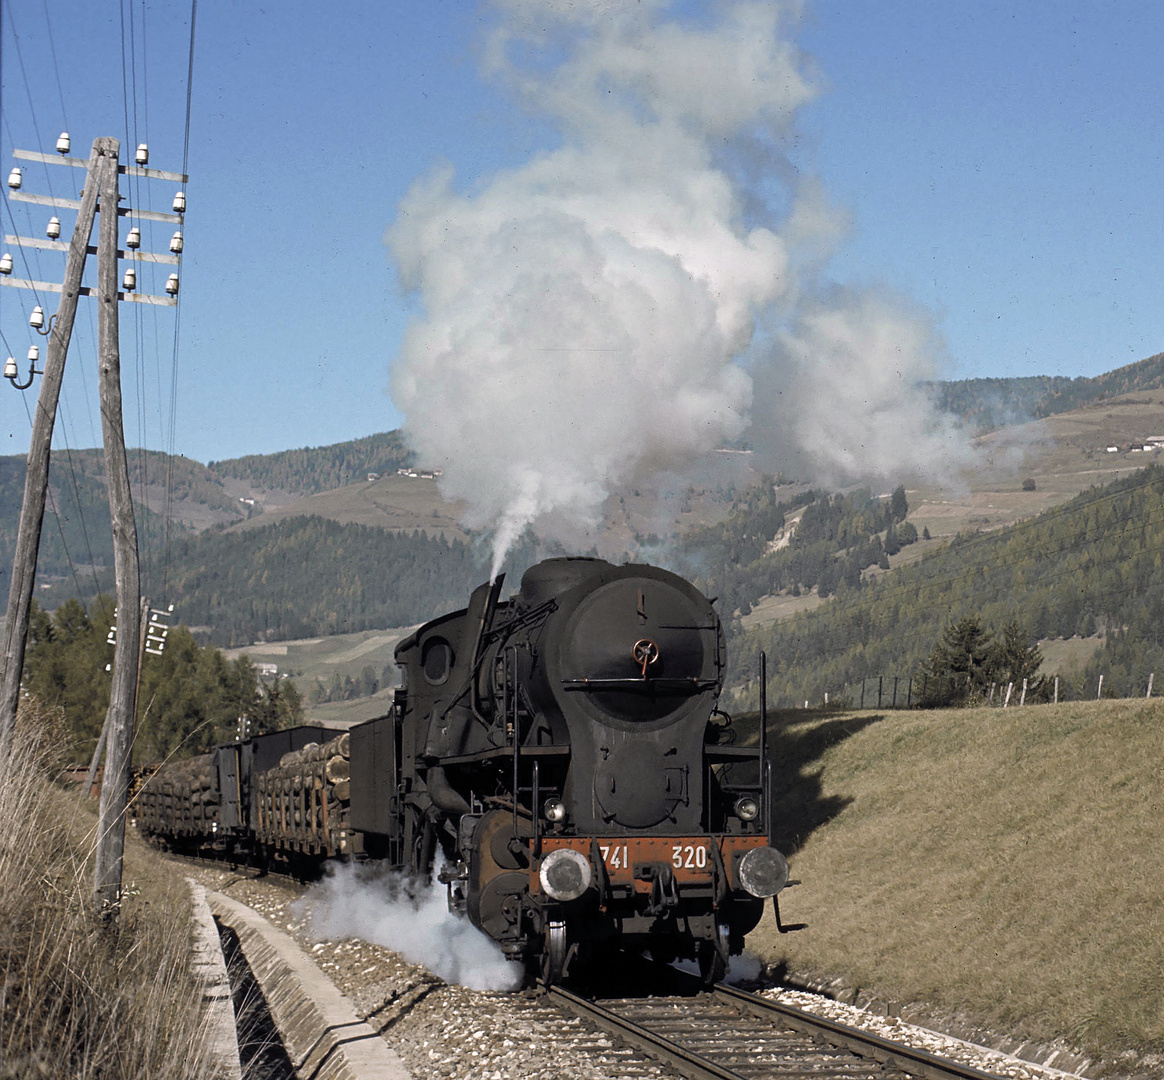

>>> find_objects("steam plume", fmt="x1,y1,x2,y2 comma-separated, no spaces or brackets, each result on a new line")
388,1,970,570
295,862,523,991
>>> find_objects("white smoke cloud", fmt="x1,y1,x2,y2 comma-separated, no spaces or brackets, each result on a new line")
388,1,971,570
294,862,523,992
753,289,970,484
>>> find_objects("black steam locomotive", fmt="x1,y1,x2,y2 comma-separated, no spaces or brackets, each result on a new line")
138,557,790,984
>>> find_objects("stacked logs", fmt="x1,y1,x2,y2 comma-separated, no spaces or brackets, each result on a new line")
255,731,351,857
136,753,219,841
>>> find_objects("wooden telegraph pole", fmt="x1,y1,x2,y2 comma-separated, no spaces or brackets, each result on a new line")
0,135,185,919
92,140,142,918
0,139,107,758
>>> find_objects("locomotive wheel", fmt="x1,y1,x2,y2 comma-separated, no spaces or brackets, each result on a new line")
697,922,729,986
540,919,568,985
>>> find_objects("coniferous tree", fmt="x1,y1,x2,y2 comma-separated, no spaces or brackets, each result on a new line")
922,615,994,703
890,484,909,522
991,620,1046,698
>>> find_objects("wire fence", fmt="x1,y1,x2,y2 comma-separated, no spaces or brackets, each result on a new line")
814,671,1159,711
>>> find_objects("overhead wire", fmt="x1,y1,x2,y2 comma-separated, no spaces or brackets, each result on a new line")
0,4,99,614
38,0,68,134
57,397,103,596
37,0,104,608
161,0,197,605
119,0,152,597
17,392,85,604
137,0,168,601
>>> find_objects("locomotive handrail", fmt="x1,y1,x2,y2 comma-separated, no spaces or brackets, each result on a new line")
560,677,718,691
441,744,570,765
703,744,763,761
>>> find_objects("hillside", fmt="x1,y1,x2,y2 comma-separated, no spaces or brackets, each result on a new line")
933,348,1164,431
80,515,546,648
745,699,1164,1072
4,347,1163,652
728,463,1164,709
207,429,413,497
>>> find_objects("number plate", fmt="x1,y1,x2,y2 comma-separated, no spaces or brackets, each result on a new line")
535,835,768,892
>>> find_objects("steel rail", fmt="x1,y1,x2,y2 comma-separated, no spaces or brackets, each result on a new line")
547,981,1010,1080
547,985,743,1080
713,984,1006,1080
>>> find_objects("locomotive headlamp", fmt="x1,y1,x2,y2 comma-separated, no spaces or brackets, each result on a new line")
538,848,592,901
733,796,760,822
737,846,789,898
543,799,567,823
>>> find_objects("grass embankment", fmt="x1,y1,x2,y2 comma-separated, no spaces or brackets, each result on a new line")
0,704,218,1079
746,699,1164,1069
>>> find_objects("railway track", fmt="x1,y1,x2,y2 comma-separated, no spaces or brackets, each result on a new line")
547,981,1010,1080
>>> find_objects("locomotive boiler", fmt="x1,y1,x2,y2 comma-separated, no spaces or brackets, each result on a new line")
349,556,789,982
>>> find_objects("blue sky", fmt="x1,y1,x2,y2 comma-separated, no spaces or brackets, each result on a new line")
0,1,1160,465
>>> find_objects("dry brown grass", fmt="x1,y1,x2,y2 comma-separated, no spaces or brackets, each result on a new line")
0,702,222,1079
750,699,1164,1064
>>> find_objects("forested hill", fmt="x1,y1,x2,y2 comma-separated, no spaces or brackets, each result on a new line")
0,449,241,585
934,349,1164,431
207,430,413,495
733,463,1164,709
140,515,542,647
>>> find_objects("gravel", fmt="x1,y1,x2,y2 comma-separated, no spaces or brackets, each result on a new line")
182,861,1093,1080
759,987,1091,1080
182,863,675,1079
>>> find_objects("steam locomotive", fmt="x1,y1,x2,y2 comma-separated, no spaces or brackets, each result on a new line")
137,557,790,984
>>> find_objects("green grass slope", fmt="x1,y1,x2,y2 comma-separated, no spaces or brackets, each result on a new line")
748,699,1164,1069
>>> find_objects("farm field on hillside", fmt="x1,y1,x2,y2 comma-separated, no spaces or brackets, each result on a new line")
226,625,416,724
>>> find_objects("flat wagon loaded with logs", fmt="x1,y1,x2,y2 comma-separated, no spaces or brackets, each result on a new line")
253,731,352,857
138,724,361,866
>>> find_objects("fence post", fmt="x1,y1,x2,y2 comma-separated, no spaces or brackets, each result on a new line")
1054,675,1059,704
878,675,883,709
988,683,995,705
1004,682,1013,708
1096,674,1103,700
1147,673,1154,699
860,680,865,709
907,677,912,708
1020,677,1027,707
